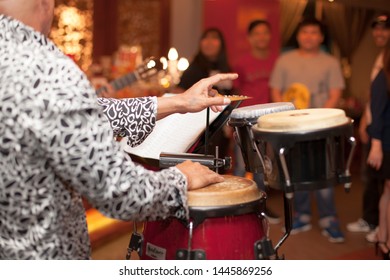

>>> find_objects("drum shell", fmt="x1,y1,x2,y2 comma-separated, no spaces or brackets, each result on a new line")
141,197,267,260
252,123,354,191
228,117,263,174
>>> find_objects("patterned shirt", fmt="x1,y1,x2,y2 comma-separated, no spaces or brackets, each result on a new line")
0,15,188,259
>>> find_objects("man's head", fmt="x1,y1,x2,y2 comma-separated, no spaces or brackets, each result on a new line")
371,13,390,49
0,0,55,36
247,19,272,51
296,18,325,52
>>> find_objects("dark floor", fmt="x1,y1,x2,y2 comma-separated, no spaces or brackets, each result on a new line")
91,141,382,260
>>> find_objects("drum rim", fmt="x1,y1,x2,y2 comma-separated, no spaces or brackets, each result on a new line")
255,108,351,133
188,197,266,227
230,102,295,119
228,117,258,127
253,119,353,135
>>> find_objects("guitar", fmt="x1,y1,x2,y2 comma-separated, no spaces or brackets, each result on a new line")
95,56,163,96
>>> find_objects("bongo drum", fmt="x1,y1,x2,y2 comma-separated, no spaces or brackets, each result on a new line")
228,103,295,174
140,175,269,260
252,108,356,192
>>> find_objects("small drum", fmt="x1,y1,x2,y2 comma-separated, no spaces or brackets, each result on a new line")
140,175,268,260
252,108,356,192
228,102,295,173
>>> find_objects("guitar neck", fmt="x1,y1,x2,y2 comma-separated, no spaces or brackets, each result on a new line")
111,72,139,91
95,56,161,96
96,72,139,96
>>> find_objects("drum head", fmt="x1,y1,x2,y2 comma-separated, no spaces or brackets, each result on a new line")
188,175,262,207
255,108,351,132
229,102,295,122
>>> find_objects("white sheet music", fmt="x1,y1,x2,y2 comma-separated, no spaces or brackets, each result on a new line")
121,105,222,160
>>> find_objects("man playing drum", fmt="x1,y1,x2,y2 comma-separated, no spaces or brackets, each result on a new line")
0,0,237,259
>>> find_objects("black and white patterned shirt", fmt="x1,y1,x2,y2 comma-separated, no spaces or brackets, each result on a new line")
0,15,188,259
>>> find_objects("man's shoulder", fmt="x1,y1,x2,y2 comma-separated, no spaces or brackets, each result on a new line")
279,49,299,59
274,49,299,64
318,51,339,64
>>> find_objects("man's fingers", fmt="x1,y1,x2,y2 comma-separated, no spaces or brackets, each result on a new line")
203,73,238,86
208,96,231,106
208,88,218,97
204,172,225,185
177,161,225,190
210,105,223,112
191,170,225,190
208,97,230,112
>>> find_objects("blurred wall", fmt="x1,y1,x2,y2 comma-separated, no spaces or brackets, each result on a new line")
170,0,203,60
170,0,280,66
203,0,280,66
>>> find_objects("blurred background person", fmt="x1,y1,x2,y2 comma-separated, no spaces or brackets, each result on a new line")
347,13,390,243
175,28,234,172
366,31,390,259
232,19,280,223
270,18,345,243
177,27,233,95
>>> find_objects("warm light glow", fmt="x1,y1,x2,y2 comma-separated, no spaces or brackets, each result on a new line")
159,48,189,88
50,2,93,71
160,57,168,70
147,60,156,69
61,7,85,27
168,48,179,61
160,77,170,88
328,0,334,2
177,57,189,71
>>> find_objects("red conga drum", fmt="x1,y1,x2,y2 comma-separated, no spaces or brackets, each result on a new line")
141,175,269,260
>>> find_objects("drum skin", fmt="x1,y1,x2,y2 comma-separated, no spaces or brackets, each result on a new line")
140,176,267,260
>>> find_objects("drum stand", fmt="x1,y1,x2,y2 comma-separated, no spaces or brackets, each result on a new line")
254,136,356,260
268,148,295,260
125,222,143,260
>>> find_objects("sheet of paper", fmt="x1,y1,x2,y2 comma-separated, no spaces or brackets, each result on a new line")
121,106,221,160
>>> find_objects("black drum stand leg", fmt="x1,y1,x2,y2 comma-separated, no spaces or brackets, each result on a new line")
273,192,293,256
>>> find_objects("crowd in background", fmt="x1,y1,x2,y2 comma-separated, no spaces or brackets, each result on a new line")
176,14,390,258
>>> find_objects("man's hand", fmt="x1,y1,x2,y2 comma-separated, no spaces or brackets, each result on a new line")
157,73,238,120
180,73,237,113
176,161,224,191
367,139,383,170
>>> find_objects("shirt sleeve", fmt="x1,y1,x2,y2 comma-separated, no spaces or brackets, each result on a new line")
368,70,387,141
28,62,189,222
96,97,156,147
